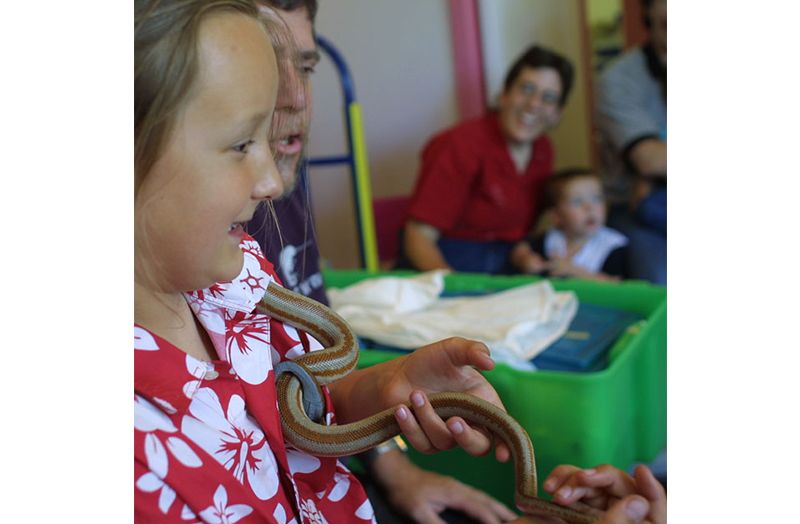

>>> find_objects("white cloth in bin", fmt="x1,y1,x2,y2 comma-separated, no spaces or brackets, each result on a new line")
327,271,578,363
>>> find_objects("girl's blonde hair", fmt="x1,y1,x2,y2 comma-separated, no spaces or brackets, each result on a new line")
134,0,260,193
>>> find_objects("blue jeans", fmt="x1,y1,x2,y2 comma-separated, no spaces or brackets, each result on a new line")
395,236,514,274
436,237,515,274
635,187,667,237
608,204,666,285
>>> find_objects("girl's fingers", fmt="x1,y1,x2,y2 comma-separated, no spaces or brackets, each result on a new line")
633,466,666,524
408,391,457,451
633,465,665,501
598,496,651,524
543,465,583,494
564,464,636,499
394,404,436,454
445,416,493,456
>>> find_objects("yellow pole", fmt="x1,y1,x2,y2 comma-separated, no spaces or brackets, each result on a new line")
348,102,379,272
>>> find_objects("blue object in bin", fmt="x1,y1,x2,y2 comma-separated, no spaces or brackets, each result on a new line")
531,303,642,372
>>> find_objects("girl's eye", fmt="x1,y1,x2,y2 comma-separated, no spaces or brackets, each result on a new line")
233,139,255,154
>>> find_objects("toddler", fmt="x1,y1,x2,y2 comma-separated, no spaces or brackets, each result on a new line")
511,168,628,281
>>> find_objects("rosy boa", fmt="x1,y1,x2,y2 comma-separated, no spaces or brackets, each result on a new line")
259,282,602,523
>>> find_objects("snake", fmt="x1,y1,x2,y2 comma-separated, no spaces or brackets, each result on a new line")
258,281,603,523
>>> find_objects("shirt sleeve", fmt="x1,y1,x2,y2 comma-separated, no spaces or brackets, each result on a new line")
596,53,663,152
407,130,481,232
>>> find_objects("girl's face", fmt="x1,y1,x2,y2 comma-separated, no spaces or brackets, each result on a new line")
135,13,283,293
554,177,606,240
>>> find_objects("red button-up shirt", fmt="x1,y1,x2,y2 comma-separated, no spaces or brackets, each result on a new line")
408,112,554,242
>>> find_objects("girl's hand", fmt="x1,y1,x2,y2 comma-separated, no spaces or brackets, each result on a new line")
542,464,666,524
380,337,512,462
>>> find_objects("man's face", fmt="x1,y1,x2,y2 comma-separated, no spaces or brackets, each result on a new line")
268,6,319,192
498,66,563,146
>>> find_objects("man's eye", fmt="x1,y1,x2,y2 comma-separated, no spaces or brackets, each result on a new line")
233,139,255,154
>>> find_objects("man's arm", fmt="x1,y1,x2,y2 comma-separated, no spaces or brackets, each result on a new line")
627,138,666,179
403,220,452,271
369,447,517,524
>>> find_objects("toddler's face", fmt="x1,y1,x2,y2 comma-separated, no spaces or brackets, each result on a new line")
135,13,283,293
554,177,606,240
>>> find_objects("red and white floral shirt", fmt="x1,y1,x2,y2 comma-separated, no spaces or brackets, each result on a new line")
134,235,375,523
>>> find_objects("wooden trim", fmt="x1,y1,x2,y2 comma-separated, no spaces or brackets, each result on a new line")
623,0,648,48
578,0,599,172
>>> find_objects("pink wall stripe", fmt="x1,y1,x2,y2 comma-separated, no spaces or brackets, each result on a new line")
447,0,487,121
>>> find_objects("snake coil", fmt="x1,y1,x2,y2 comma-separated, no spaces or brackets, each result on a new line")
259,281,601,523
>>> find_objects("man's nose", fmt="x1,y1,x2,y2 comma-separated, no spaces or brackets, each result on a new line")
276,63,307,112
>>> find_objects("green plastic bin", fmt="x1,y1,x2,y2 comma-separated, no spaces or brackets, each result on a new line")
323,270,666,508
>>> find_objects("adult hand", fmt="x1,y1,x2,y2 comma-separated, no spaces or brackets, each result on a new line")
507,496,654,524
371,449,517,524
523,252,548,274
381,337,512,462
542,464,665,524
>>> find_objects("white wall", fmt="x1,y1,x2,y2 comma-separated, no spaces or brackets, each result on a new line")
308,0,459,269
307,0,590,269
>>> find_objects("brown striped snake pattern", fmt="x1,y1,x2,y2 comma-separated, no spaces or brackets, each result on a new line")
259,282,602,523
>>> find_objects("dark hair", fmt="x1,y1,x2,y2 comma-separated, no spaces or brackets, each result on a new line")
503,45,574,107
545,167,601,207
260,0,317,21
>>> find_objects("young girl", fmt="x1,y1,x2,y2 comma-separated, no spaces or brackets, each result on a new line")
511,169,629,282
134,1,511,521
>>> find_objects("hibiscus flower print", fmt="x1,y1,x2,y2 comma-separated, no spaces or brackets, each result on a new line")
299,498,328,524
182,388,279,500
199,485,253,524
225,314,270,385
134,395,203,515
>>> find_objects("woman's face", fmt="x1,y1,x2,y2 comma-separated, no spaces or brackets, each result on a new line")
135,12,283,293
498,66,563,146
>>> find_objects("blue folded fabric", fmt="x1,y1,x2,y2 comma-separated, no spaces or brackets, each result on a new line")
531,303,642,372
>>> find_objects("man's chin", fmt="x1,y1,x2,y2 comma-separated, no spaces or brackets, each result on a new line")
277,157,302,195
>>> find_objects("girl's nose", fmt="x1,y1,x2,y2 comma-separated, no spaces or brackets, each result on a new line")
253,148,284,201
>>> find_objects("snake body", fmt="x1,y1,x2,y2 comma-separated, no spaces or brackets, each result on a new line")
259,282,602,523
